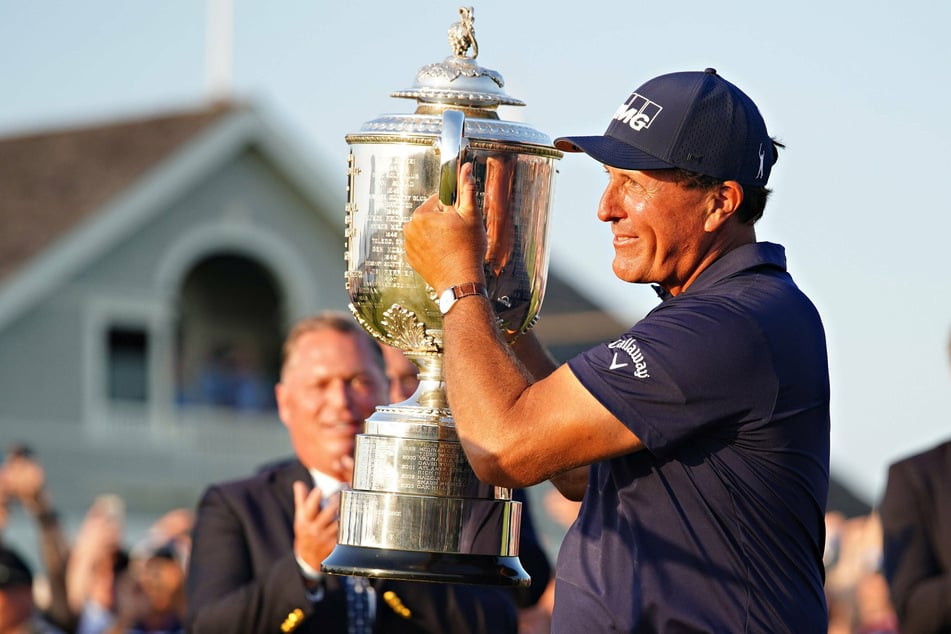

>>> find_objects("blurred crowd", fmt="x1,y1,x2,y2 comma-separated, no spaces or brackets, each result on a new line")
824,511,900,634
0,442,928,634
0,445,191,634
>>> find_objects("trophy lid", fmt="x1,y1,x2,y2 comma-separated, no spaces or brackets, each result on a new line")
353,7,554,147
391,7,523,109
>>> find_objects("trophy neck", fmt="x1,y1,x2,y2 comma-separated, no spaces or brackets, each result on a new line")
409,377,448,410
364,352,452,438
405,353,447,410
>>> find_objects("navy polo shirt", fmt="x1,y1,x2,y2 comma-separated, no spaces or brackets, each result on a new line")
557,242,830,633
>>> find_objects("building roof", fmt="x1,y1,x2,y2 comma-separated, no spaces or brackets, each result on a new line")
0,103,237,282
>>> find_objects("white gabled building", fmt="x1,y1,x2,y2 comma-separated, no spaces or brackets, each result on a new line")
0,102,630,523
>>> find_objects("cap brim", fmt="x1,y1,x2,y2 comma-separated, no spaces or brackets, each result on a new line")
553,135,673,171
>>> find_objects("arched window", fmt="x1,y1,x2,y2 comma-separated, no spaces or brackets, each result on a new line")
175,253,283,413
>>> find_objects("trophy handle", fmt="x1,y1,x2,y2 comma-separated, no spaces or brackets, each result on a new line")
438,109,469,205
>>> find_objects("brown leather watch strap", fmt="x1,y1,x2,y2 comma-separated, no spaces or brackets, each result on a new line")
439,282,488,315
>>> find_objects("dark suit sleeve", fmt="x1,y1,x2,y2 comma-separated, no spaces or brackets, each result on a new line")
185,484,338,634
880,456,951,633
378,580,518,634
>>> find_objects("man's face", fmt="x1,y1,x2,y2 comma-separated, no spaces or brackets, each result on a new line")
381,345,419,404
275,329,387,476
139,556,185,613
597,167,716,295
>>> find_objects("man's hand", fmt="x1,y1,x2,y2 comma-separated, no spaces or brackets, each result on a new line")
292,481,342,572
404,161,487,293
3,451,51,515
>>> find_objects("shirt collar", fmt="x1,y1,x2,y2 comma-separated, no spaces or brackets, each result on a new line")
654,242,786,301
308,468,348,501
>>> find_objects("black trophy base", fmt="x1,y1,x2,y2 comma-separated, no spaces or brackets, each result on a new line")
321,545,530,587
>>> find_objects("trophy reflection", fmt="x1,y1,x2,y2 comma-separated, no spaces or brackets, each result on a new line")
320,7,561,586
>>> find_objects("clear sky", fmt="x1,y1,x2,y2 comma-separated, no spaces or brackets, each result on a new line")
1,0,949,503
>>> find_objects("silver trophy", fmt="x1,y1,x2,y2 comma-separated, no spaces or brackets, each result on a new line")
320,7,561,585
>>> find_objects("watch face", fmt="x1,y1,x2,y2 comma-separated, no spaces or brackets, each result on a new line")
439,288,454,314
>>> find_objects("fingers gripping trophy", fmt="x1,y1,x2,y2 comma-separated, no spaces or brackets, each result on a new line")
321,7,561,585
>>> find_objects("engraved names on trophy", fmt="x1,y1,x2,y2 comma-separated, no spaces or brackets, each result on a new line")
360,151,427,282
354,435,479,497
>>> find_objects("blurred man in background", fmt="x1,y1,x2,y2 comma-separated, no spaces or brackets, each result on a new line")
186,311,549,633
879,329,951,634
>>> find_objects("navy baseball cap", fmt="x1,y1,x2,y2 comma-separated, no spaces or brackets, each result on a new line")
554,68,775,186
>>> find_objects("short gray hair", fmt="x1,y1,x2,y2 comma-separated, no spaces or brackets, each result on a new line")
280,311,383,375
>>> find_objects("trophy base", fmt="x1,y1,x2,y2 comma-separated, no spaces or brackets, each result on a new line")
321,544,530,586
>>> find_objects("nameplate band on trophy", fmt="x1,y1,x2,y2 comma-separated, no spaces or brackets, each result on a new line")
338,490,521,556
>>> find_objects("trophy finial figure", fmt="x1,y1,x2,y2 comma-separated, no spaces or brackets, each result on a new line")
448,6,478,59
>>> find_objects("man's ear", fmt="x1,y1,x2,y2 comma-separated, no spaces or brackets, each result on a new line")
275,383,290,429
704,181,744,232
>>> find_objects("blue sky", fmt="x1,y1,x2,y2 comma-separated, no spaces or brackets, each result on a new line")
1,0,949,502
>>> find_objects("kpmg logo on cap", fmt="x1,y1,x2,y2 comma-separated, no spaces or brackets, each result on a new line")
612,93,663,132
